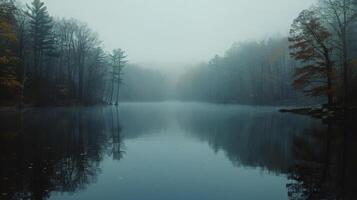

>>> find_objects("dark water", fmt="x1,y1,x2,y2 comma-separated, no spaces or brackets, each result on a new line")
0,103,356,200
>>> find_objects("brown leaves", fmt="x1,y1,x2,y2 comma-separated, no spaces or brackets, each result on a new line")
0,0,21,94
289,9,336,100
0,78,21,90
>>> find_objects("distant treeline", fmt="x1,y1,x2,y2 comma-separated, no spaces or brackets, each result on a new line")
178,0,357,106
120,64,171,102
177,38,307,105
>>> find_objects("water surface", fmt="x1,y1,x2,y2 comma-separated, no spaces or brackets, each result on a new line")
0,103,356,200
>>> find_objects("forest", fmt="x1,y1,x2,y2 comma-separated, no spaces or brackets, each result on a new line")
178,3,357,106
1,0,144,106
1,0,357,107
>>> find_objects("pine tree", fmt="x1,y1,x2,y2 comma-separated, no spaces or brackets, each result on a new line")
26,0,54,77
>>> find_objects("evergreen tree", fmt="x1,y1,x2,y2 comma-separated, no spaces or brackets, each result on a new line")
26,0,54,77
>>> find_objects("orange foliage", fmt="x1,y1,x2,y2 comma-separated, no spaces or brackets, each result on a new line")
289,9,336,103
0,0,21,95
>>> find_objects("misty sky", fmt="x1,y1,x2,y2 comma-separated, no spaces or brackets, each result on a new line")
20,0,315,70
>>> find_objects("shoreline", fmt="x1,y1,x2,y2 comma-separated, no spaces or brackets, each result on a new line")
2,103,357,120
280,106,357,120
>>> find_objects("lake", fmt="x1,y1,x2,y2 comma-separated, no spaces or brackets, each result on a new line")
0,103,356,200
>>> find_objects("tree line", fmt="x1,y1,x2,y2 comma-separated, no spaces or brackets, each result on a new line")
2,0,357,107
177,38,307,105
178,0,357,107
0,0,127,106
120,64,172,102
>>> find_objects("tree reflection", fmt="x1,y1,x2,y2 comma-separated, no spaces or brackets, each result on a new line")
0,107,124,200
176,107,318,173
110,107,125,161
287,121,357,200
175,106,357,199
1,104,356,200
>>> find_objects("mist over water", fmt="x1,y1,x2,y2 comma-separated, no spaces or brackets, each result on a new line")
1,103,356,199
2,103,355,200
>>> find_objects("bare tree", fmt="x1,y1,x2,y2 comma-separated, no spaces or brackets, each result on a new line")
318,0,357,104
109,49,127,105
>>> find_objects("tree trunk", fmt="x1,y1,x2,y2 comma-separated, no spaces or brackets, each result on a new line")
342,0,349,105
110,73,114,104
115,80,120,106
20,63,27,109
326,54,334,107
342,33,349,105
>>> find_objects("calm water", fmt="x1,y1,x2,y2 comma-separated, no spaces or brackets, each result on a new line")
0,103,356,200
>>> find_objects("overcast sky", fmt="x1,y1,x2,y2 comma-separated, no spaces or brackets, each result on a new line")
20,0,315,70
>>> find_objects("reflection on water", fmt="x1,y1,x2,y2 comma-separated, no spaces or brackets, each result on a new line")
287,121,357,200
0,107,124,200
0,103,356,200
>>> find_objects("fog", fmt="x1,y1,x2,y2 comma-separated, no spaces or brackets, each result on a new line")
2,1,357,199
20,0,314,70
7,0,357,105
